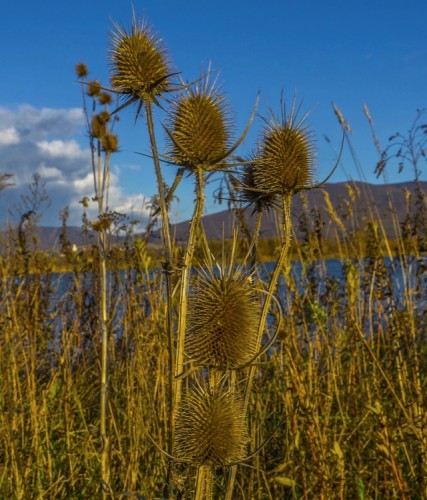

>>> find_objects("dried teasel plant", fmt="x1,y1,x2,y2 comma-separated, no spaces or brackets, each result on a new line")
165,76,258,173
186,263,259,369
253,98,316,197
174,385,248,467
236,157,278,213
109,13,171,109
165,79,232,172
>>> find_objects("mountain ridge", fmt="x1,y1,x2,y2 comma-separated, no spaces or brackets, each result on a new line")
2,180,425,251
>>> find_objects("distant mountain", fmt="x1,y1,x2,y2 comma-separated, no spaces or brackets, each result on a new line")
2,181,425,252
162,180,427,242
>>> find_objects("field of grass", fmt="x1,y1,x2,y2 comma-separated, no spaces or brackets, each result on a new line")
1,13,427,500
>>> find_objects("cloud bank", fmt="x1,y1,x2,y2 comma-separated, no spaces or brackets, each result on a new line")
0,105,149,229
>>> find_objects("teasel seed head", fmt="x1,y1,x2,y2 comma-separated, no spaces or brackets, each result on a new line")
98,92,113,105
236,156,277,212
254,108,315,196
87,80,101,97
102,133,119,153
166,83,232,171
91,114,106,139
109,16,170,104
75,63,88,79
186,266,259,368
174,386,248,466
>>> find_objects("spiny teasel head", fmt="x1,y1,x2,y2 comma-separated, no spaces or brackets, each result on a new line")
87,80,102,98
91,112,110,139
236,156,277,213
109,15,170,104
186,265,259,368
253,105,315,196
102,133,119,153
98,92,113,106
166,82,232,172
174,385,248,466
75,63,88,79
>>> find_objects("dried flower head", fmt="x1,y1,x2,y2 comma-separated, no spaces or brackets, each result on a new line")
91,114,106,139
109,16,170,104
254,104,315,196
75,63,88,79
98,92,113,105
174,386,248,466
166,83,232,171
102,133,118,153
237,158,277,212
87,80,102,97
186,265,259,368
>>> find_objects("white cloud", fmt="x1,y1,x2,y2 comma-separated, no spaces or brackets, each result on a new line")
72,173,95,191
37,139,88,160
36,164,63,179
0,126,19,146
0,105,151,228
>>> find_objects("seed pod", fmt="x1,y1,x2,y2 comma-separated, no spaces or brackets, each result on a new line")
166,85,231,171
102,133,118,153
98,92,113,105
75,63,88,78
186,267,258,368
87,80,101,97
174,386,247,466
238,159,277,212
254,112,315,195
109,17,170,103
91,114,106,139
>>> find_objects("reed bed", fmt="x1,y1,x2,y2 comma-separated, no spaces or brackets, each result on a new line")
1,12,426,500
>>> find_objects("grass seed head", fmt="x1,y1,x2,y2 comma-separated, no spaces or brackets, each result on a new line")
174,386,248,466
109,17,170,103
186,268,258,368
166,85,231,171
254,111,315,196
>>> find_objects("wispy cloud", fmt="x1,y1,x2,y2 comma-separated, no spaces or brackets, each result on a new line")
0,105,150,228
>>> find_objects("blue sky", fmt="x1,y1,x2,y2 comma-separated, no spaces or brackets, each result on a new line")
0,0,426,227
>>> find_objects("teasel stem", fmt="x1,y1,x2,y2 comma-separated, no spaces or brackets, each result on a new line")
174,166,206,407
95,149,111,497
99,226,110,496
145,100,175,494
194,465,214,500
241,208,263,272
225,193,292,500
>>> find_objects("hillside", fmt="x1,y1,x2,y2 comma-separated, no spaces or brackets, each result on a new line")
2,180,425,252
160,180,427,242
